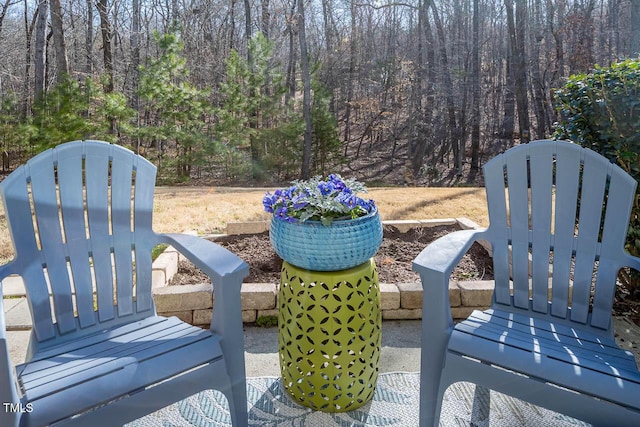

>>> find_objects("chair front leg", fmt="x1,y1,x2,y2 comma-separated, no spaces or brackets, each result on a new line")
211,270,248,427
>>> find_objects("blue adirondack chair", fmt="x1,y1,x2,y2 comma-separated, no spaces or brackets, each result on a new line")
0,141,249,426
413,139,640,426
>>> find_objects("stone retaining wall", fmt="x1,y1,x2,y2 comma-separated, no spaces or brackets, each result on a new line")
152,218,494,328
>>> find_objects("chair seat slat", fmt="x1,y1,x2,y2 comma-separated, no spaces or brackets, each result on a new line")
449,323,640,410
22,333,223,426
461,311,638,372
470,309,627,352
20,320,205,391
26,316,170,363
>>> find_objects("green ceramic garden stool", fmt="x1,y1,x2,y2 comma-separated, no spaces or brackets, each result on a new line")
278,259,382,412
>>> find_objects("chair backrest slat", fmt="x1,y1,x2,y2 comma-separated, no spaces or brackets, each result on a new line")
483,140,637,334
483,155,511,305
56,145,96,329
569,150,609,323
29,151,77,334
84,143,115,321
132,160,156,313
505,146,531,309
528,142,554,313
0,141,159,347
110,147,135,317
1,169,56,341
549,142,582,318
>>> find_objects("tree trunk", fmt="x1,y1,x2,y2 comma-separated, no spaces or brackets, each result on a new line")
470,0,481,175
505,0,530,144
632,0,640,57
22,0,37,117
50,0,69,83
430,1,461,173
0,0,12,37
529,0,548,138
298,0,313,180
342,1,357,155
34,0,48,101
261,0,270,39
285,1,296,105
131,0,141,151
243,0,252,63
410,0,434,178
85,0,93,76
97,0,113,93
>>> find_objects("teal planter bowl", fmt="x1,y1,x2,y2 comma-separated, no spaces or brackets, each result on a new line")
270,209,383,271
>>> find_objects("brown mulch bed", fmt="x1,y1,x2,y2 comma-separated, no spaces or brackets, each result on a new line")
169,225,494,285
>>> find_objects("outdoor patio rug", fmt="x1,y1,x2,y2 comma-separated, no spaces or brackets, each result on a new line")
128,372,590,426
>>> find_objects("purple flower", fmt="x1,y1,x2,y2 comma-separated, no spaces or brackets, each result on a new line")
336,191,358,209
357,198,376,212
317,181,336,196
262,192,277,213
263,174,374,224
292,195,308,210
328,174,347,191
275,206,290,221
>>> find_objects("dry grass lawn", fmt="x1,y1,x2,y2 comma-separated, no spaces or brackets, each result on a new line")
0,186,488,264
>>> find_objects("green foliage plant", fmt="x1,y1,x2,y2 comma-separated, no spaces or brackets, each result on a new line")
256,315,278,328
30,76,133,151
310,78,344,175
214,33,344,182
216,33,302,181
137,32,212,183
554,59,640,294
0,94,33,165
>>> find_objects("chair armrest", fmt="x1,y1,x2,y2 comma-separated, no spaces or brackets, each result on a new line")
155,233,249,341
156,233,249,285
412,228,486,321
623,253,640,272
412,229,486,376
413,229,485,278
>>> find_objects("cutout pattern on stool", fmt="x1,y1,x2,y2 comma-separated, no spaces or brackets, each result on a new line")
278,260,382,412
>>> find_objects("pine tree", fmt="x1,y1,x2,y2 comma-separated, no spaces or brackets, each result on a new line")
137,32,211,182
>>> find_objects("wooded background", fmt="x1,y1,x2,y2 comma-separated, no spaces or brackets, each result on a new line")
0,0,638,185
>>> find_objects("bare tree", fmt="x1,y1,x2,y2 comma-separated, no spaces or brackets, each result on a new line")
34,0,48,100
85,0,93,76
0,0,19,37
632,0,640,56
470,0,481,175
97,0,113,93
298,0,312,179
22,0,38,116
505,0,530,143
50,0,69,82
